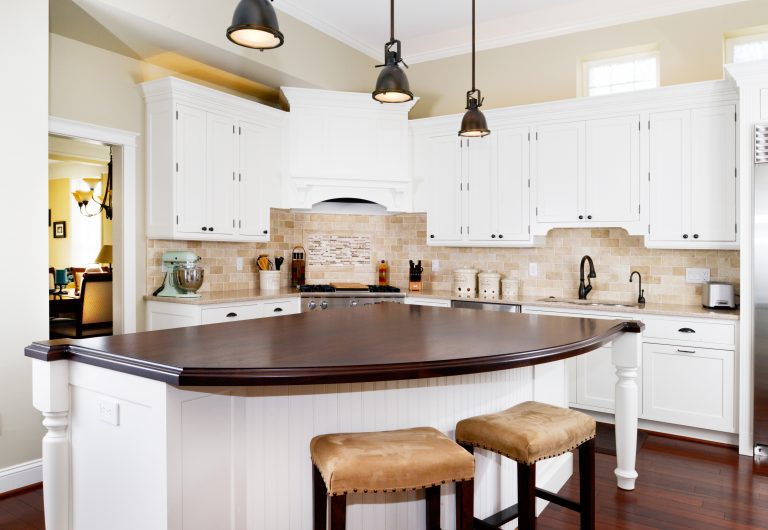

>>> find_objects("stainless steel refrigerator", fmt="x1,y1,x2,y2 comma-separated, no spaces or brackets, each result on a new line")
754,124,768,456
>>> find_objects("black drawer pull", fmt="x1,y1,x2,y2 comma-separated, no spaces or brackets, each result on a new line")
430,234,435,238
202,226,208,231
677,349,696,354
226,312,238,318
273,307,283,313
678,327,696,333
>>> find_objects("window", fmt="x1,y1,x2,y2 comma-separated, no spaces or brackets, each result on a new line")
582,52,659,97
726,33,768,63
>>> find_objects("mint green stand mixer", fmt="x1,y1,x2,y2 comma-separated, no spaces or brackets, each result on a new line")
154,250,204,298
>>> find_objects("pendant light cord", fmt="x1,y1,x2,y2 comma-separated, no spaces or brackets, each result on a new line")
471,0,476,93
390,0,395,43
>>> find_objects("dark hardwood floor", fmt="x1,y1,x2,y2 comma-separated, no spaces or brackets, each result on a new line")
1,432,767,529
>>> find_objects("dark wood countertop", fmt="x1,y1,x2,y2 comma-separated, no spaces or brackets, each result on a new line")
25,304,642,386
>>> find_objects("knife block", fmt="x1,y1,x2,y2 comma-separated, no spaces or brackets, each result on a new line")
409,280,423,292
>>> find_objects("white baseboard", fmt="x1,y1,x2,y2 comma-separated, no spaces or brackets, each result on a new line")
0,459,42,495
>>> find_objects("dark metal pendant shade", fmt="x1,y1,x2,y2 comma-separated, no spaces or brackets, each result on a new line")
459,95,490,137
227,0,284,50
373,50,413,103
372,0,414,103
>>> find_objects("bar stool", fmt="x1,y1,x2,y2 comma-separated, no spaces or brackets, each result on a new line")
455,401,596,530
310,426,475,530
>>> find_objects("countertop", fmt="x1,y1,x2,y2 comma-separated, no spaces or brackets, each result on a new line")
26,304,641,386
144,287,739,320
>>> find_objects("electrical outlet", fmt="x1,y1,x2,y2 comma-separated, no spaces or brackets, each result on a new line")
432,259,440,272
685,267,710,283
97,399,119,426
236,257,244,271
529,263,538,277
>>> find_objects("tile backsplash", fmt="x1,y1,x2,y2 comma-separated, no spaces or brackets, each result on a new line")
147,209,739,306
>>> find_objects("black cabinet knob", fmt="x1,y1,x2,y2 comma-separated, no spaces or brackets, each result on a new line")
578,215,584,220
693,234,699,239
263,230,268,234
491,234,496,238
587,215,593,220
202,227,207,231
683,234,689,239
430,234,435,239
498,234,504,239
209,227,214,232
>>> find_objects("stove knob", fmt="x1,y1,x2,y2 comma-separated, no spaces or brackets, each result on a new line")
307,300,317,310
350,300,358,307
320,300,328,310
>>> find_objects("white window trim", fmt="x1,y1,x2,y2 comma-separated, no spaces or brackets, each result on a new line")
580,51,660,97
726,33,768,64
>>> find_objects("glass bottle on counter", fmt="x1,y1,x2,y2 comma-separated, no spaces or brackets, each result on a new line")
378,260,389,286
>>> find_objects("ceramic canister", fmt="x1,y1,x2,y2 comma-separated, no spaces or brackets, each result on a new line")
453,268,478,299
259,270,281,292
501,278,520,301
478,271,501,300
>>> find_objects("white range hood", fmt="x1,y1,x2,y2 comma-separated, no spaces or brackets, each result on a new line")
281,87,418,212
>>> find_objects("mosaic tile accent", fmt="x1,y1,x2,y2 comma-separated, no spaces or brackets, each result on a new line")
307,235,371,267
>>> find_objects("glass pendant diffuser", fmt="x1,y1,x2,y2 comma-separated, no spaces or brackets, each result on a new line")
372,0,413,103
227,0,284,50
459,0,490,137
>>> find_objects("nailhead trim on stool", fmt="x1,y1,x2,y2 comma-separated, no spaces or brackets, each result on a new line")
310,426,475,530
456,401,596,530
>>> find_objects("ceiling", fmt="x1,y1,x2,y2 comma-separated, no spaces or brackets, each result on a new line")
276,0,749,63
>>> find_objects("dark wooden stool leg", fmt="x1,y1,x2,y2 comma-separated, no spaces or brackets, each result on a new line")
425,485,441,530
517,462,537,530
330,494,346,530
313,464,328,530
579,438,596,530
455,479,474,530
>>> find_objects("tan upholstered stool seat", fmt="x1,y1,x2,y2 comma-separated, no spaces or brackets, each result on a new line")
310,426,475,496
456,401,596,465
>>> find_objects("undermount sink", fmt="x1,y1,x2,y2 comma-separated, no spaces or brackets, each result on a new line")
538,297,642,309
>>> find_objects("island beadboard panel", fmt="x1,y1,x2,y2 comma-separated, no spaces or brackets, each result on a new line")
146,209,739,306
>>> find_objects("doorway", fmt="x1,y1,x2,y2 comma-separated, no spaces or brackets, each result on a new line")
48,117,138,335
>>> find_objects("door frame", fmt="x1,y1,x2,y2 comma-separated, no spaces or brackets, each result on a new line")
49,116,139,334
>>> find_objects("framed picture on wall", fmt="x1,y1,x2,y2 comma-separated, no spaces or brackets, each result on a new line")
53,221,67,239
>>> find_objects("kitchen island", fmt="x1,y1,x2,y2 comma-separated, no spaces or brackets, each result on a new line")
27,304,642,530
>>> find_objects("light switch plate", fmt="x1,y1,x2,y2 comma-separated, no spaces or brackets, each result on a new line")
432,259,440,272
529,263,538,277
236,257,244,271
685,267,710,283
97,399,119,426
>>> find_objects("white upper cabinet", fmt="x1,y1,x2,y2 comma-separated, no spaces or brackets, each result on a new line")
532,115,639,231
648,104,737,248
421,125,532,247
142,78,286,242
281,88,417,211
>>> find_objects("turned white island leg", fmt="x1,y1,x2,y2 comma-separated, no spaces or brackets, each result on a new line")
32,359,70,530
611,330,642,491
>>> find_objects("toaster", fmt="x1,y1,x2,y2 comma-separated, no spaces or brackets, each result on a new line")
702,282,736,309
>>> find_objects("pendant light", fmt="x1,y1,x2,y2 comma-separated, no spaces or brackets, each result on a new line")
372,0,413,103
227,0,284,50
459,0,490,137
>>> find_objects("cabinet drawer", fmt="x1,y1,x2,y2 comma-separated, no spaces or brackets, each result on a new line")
201,304,262,324
642,343,735,432
642,318,735,347
260,298,300,318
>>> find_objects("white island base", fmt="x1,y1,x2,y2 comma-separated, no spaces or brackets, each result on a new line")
32,332,641,530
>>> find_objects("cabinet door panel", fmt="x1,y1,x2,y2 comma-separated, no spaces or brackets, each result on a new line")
534,122,584,223
649,111,690,242
690,105,737,243
238,120,271,237
642,343,735,432
466,137,494,241
585,115,640,222
575,346,618,412
206,113,236,235
175,105,208,234
496,127,531,241
426,135,462,242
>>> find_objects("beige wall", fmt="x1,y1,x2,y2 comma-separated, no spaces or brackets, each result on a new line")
48,178,72,268
0,1,49,471
409,0,768,118
148,211,739,307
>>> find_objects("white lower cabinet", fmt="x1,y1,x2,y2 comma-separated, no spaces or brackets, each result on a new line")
574,345,620,412
146,297,300,331
642,343,735,432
